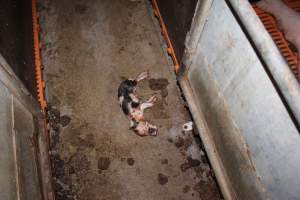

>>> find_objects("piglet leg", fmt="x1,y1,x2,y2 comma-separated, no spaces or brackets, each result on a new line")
140,95,158,111
135,71,149,82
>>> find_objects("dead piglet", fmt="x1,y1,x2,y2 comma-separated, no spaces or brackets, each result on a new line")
118,71,158,136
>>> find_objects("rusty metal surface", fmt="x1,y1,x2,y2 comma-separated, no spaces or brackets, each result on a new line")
181,0,300,199
35,114,55,200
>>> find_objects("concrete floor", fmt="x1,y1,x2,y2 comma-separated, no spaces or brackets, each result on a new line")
40,0,222,200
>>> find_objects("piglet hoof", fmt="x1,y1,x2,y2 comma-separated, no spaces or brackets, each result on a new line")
136,71,149,82
148,95,158,103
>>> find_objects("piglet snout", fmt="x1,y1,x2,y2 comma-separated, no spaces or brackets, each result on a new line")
148,127,158,136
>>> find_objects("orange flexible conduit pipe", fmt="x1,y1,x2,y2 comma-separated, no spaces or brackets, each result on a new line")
151,0,180,73
32,0,47,112
252,0,300,77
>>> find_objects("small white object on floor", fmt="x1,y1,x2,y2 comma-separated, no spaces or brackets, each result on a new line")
182,121,193,132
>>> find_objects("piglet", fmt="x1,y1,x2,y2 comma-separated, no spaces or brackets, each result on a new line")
118,71,158,137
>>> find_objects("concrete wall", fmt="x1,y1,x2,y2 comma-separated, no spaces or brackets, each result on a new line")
0,0,37,98
180,0,300,199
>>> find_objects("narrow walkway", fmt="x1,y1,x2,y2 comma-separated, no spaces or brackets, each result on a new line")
40,0,221,199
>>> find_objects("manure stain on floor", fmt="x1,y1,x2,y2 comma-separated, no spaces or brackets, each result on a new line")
183,185,191,194
127,158,135,166
161,158,168,165
180,157,201,172
74,4,87,14
149,78,169,91
158,173,169,185
98,157,111,170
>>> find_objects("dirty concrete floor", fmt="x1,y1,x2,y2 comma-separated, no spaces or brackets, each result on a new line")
40,0,222,200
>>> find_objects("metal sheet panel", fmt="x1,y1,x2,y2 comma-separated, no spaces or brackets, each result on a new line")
184,0,300,199
228,0,300,127
0,54,45,199
0,85,17,200
13,99,42,200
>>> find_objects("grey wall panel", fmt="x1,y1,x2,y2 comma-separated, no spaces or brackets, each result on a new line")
0,85,17,200
188,53,267,200
0,54,43,199
184,0,300,199
13,99,42,200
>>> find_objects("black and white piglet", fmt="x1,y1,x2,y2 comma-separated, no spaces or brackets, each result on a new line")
118,71,158,136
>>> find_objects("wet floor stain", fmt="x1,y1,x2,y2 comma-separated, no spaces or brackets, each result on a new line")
160,88,169,105
193,180,222,200
60,115,71,127
71,136,96,151
167,138,173,143
183,185,191,194
69,153,91,172
160,88,168,98
150,100,170,119
174,137,185,148
74,4,87,14
98,157,111,170
48,106,72,128
158,173,169,185
180,157,201,172
149,78,169,91
174,136,193,150
119,75,127,81
127,158,135,166
48,108,60,124
161,158,168,165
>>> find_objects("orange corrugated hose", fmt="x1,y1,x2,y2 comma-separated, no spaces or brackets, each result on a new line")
32,0,47,111
252,0,300,77
151,0,180,73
